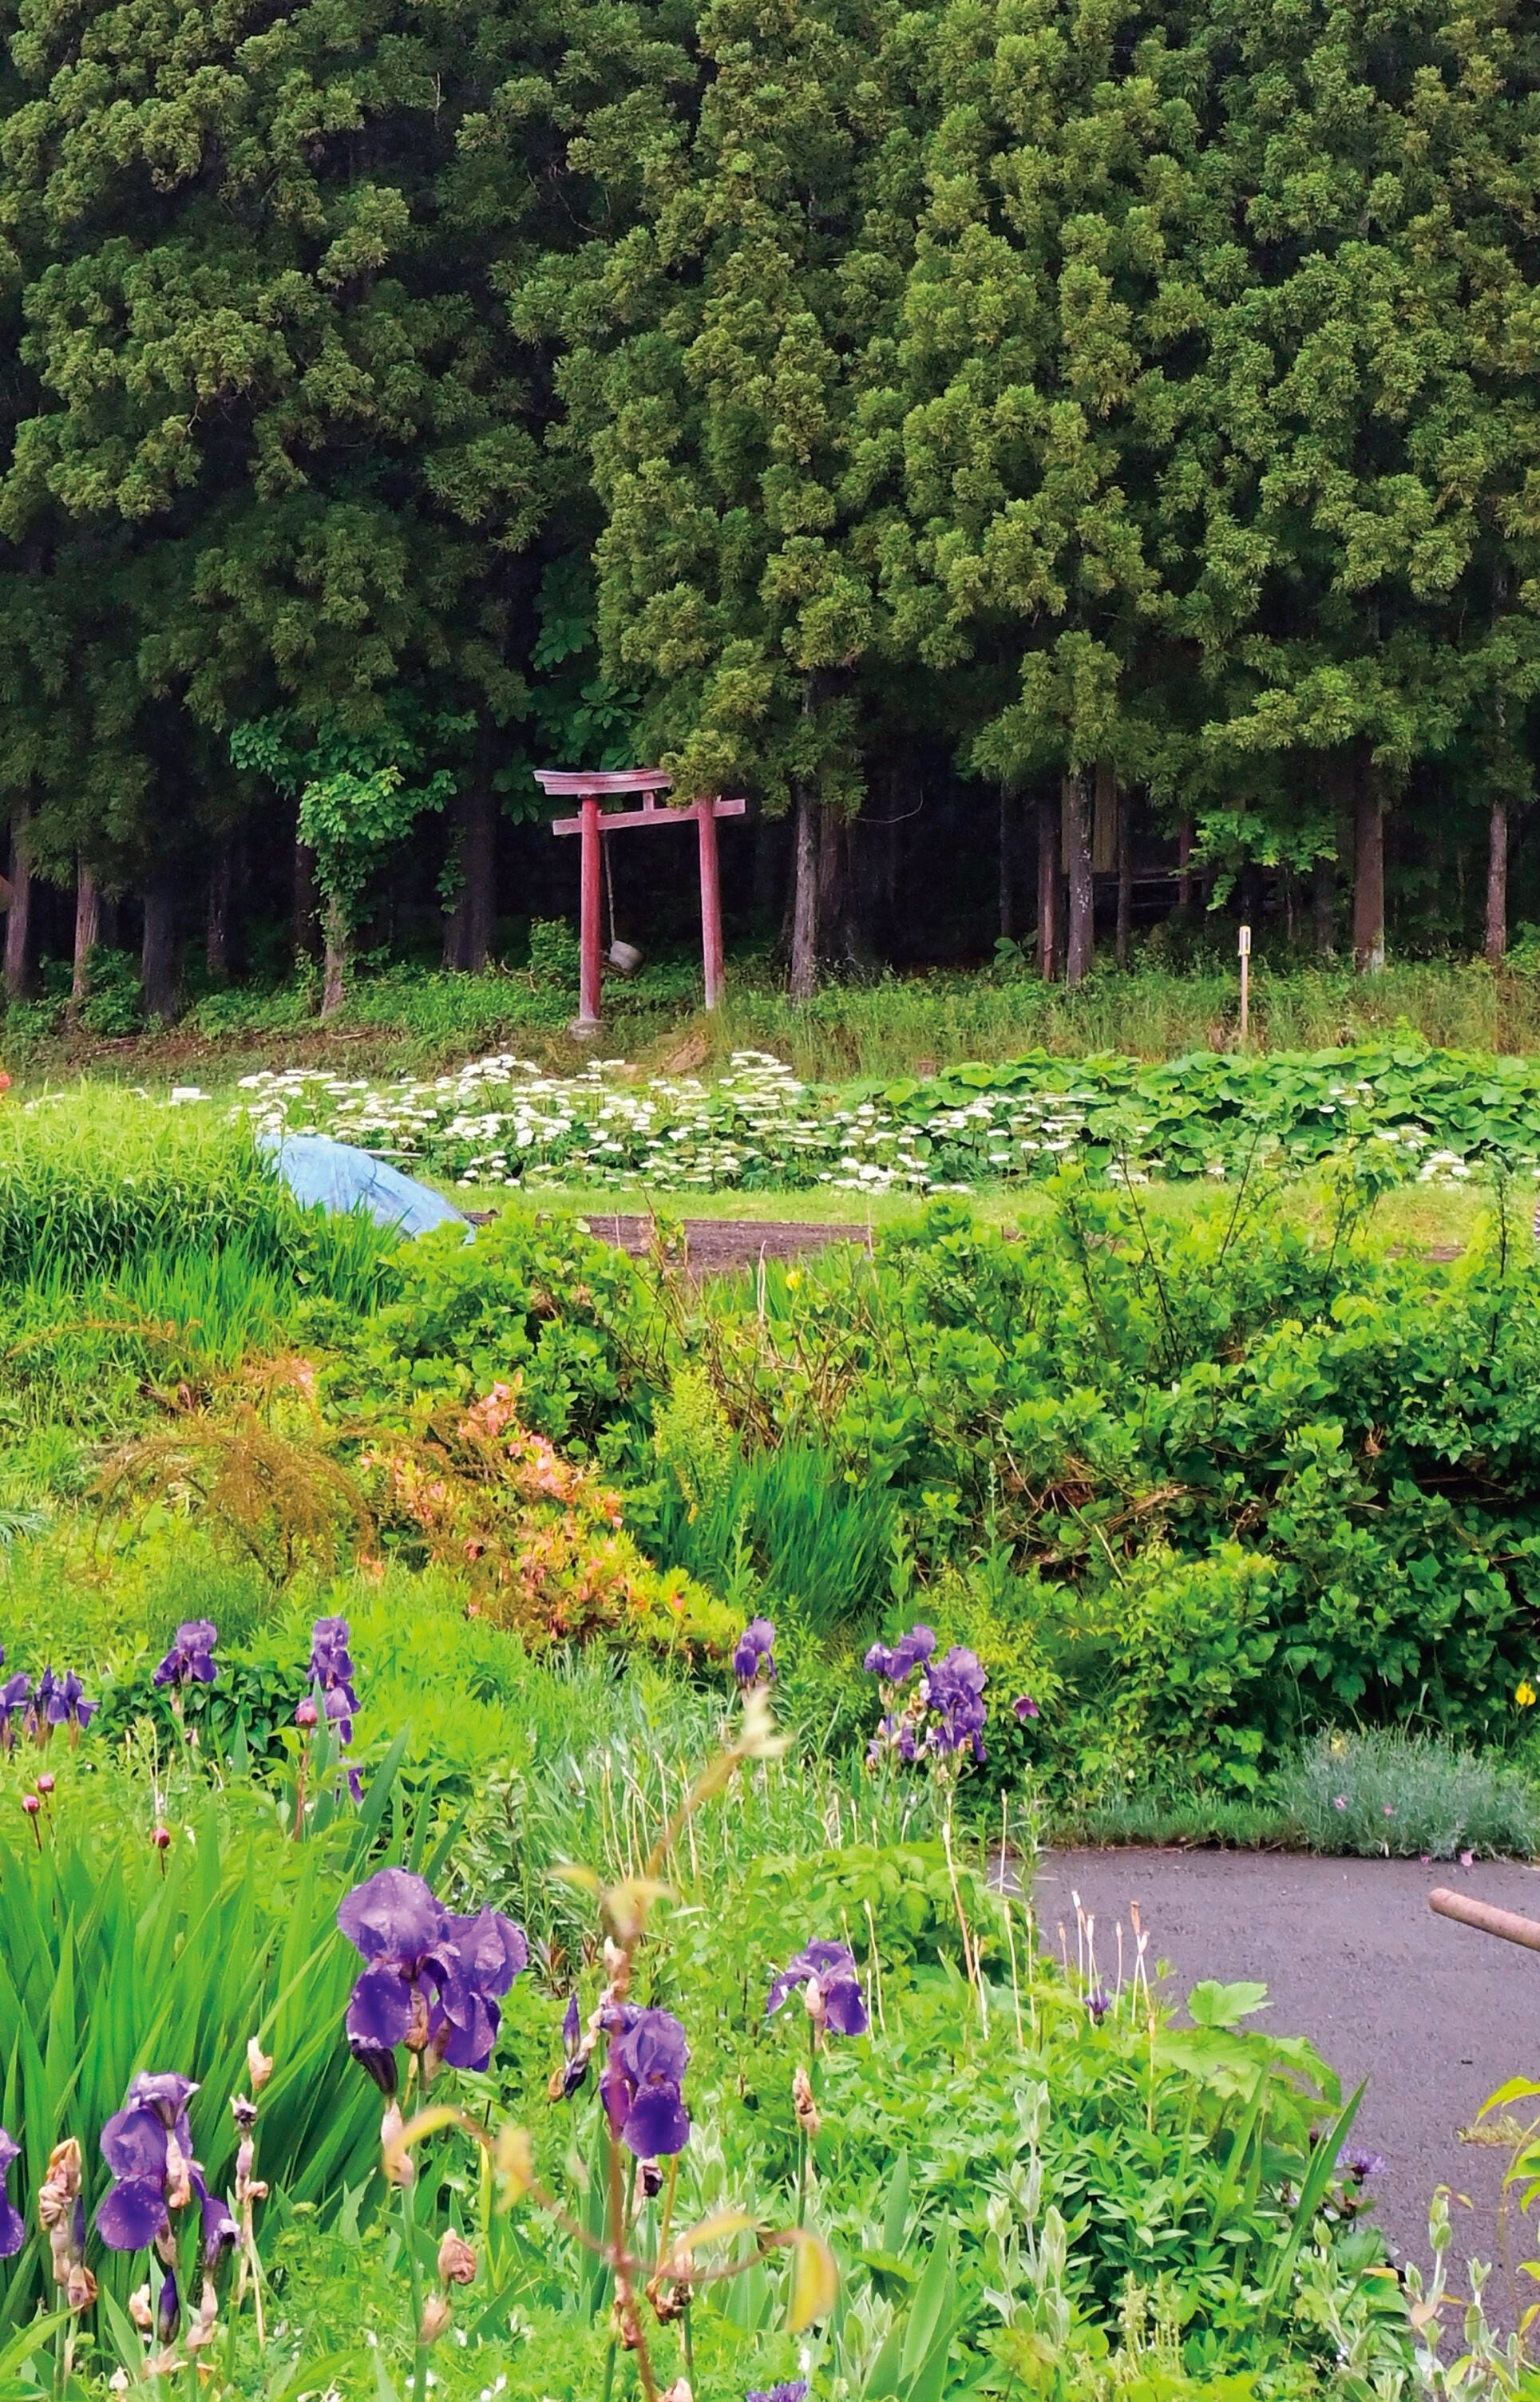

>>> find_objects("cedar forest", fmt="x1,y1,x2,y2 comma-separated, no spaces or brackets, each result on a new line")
0,0,1536,1009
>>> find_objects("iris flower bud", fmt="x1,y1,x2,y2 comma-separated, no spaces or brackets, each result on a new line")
437,2231,476,2285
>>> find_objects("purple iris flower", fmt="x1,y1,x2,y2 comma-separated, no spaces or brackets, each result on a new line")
766,1941,869,2037
1013,1695,1040,1721
733,1617,777,1688
45,1670,97,1735
600,2006,691,2159
337,1869,528,2088
560,1991,588,2099
95,2072,200,2251
747,2386,810,2402
323,1686,354,1743
864,1624,936,1684
153,1621,218,1690
869,1711,919,1764
1087,1988,1111,2025
923,1645,988,1761
0,1672,32,1749
310,1617,359,1731
197,2172,238,2269
309,1616,355,1691
1340,2147,1388,2181
156,2262,180,2344
307,1615,361,1787
0,2129,24,2257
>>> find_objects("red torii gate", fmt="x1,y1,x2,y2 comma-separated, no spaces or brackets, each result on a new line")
536,769,746,1033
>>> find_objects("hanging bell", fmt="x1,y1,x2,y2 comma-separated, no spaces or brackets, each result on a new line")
607,939,644,977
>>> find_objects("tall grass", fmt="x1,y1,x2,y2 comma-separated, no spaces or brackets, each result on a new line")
433,1633,938,1949
0,1089,401,1296
714,962,1540,1081
0,1754,430,2324
20,956,1540,1087
643,1442,900,1640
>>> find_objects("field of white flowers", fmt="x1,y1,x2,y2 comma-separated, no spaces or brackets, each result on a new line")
232,1046,1493,1196
236,1052,1098,1193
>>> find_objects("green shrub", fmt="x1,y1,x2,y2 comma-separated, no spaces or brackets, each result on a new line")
341,1209,645,1447
73,949,144,1039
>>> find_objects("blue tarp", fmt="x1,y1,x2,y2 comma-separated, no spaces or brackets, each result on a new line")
258,1131,469,1241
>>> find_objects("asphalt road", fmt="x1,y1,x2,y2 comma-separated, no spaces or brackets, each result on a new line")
1039,1849,1540,2307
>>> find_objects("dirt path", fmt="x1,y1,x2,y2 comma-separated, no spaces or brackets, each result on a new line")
564,1214,1475,1274
575,1214,872,1271
1040,1849,1540,2301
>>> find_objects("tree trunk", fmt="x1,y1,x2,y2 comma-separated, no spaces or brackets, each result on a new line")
442,768,497,971
1487,798,1509,965
141,871,178,1023
816,801,845,968
998,787,1014,941
1352,765,1386,973
67,862,101,1023
206,836,234,979
320,898,349,1019
1064,768,1095,985
788,785,820,999
5,806,34,1000
1177,813,1194,915
1114,783,1132,968
1312,851,1335,954
293,836,319,961
1035,797,1061,980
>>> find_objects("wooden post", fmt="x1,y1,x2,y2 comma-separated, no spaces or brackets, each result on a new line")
1429,1887,1540,1955
698,800,725,1010
577,794,604,1031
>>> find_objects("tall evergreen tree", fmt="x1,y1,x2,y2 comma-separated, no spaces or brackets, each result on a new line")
1198,0,1540,968
543,0,924,992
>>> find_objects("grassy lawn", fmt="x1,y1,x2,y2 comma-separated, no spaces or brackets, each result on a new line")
445,1173,1495,1252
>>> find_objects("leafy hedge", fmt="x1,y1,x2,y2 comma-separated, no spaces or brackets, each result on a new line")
346,1182,1540,1797
891,1044,1540,1181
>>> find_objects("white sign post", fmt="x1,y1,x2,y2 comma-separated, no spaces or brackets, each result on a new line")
1238,922,1251,1043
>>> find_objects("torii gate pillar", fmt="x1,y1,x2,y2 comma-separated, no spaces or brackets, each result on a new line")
536,770,746,1035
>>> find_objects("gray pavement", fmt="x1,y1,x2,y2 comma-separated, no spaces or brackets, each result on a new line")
1039,1849,1540,2305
